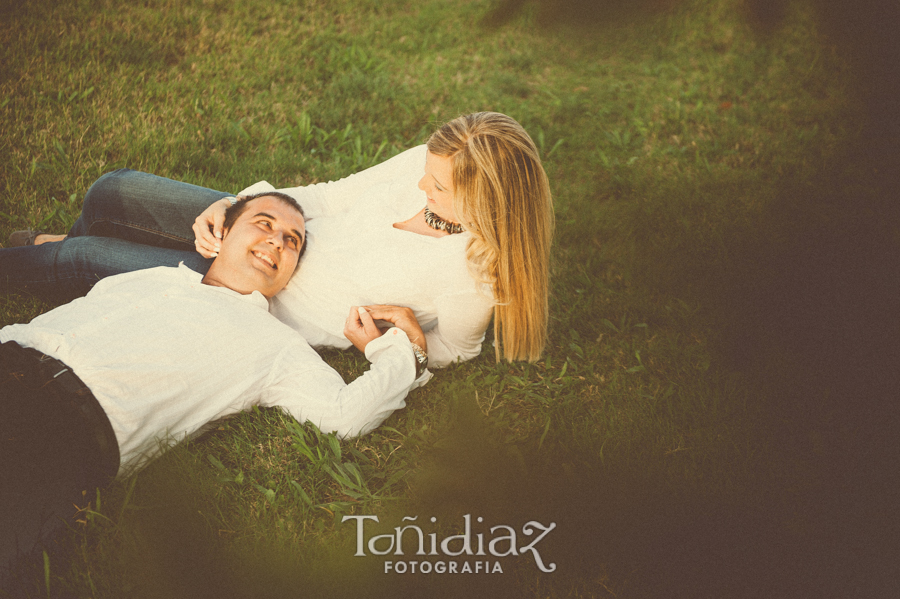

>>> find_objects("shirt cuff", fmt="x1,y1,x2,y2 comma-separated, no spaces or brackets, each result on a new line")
364,328,432,389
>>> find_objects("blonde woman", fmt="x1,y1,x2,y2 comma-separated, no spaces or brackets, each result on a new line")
2,112,554,367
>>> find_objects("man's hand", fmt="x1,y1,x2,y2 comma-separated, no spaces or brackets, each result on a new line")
192,196,245,258
344,306,384,353
359,305,427,353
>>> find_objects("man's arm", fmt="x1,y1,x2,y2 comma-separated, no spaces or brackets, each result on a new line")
260,306,430,438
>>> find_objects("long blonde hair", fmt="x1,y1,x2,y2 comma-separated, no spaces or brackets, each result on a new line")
427,112,554,362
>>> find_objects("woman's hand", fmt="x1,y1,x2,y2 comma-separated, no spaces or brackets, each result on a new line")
360,305,427,353
344,306,384,353
344,305,427,355
192,196,242,258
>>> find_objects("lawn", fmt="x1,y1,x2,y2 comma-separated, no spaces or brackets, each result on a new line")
1,0,897,597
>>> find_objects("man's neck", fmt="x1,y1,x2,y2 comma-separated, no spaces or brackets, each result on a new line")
201,267,269,298
201,270,228,291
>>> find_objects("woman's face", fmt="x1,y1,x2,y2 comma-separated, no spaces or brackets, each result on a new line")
418,151,459,223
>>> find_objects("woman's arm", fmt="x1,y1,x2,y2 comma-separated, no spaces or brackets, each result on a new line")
423,289,495,368
192,145,427,256
238,145,426,219
364,288,495,369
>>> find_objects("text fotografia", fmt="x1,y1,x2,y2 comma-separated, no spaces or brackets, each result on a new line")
342,514,556,574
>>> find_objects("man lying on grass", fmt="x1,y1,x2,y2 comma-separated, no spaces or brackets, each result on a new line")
0,192,429,578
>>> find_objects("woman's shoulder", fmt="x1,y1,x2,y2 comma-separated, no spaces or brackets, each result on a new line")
388,144,427,165
341,144,426,198
360,144,426,182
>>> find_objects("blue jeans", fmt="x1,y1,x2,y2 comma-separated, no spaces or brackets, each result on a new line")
0,170,232,302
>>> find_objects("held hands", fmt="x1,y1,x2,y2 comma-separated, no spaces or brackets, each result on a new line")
192,196,245,258
343,305,427,354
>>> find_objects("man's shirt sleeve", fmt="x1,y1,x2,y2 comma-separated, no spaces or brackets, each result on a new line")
260,327,428,438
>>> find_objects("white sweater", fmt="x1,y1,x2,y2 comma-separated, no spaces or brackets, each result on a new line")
239,145,495,368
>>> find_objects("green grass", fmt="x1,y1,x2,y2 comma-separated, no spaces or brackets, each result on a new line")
2,0,895,597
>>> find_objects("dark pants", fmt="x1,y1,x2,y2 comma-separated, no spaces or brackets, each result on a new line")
0,342,118,580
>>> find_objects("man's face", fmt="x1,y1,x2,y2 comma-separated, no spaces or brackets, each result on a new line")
207,196,306,298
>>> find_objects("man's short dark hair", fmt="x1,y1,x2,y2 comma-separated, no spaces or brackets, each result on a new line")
223,192,308,261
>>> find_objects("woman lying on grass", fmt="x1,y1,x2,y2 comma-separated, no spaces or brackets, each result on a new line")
1,112,554,367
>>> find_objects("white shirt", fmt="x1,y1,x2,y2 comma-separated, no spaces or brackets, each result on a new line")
0,265,422,477
238,145,495,368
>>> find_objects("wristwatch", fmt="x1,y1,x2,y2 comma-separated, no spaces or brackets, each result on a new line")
409,342,428,379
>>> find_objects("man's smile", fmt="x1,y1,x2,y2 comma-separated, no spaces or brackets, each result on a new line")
252,250,277,270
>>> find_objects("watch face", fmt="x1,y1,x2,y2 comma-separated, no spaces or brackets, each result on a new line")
409,344,428,377
412,346,427,363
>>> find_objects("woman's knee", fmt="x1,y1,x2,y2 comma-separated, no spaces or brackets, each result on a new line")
82,169,138,211
76,169,148,236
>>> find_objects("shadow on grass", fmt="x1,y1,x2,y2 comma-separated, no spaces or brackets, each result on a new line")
483,0,682,29
610,64,900,599
399,391,813,597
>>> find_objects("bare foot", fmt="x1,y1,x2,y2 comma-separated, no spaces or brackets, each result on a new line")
35,234,67,245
